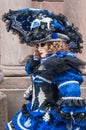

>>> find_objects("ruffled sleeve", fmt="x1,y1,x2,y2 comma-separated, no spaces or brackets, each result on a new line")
56,97,86,122
34,56,85,81
39,56,86,123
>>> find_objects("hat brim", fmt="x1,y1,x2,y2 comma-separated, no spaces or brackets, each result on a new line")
28,33,70,46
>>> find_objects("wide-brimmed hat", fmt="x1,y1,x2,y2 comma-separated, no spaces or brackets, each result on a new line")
2,8,83,53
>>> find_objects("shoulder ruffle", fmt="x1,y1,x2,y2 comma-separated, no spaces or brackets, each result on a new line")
34,56,85,80
43,56,85,73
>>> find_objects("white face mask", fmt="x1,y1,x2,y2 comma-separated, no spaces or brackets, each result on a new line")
37,43,49,58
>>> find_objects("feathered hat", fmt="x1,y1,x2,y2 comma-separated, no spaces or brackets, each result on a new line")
2,8,83,53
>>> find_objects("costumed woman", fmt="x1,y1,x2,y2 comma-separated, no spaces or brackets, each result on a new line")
2,8,86,130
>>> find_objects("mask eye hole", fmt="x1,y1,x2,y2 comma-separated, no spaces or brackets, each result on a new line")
36,43,46,47
41,43,46,47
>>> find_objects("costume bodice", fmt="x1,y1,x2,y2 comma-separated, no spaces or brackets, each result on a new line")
25,51,84,111
30,75,58,111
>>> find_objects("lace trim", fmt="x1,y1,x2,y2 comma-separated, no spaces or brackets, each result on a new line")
62,97,83,100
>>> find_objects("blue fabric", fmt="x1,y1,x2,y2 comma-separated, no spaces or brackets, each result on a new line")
55,51,76,58
6,102,69,130
53,19,65,30
6,106,86,130
25,61,32,75
54,69,83,97
6,52,86,130
6,124,9,130
59,82,81,97
54,69,83,85
62,106,86,113
52,32,58,39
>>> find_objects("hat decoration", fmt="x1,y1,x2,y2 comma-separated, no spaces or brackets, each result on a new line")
2,8,83,53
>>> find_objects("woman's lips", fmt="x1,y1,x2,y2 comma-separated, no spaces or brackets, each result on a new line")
39,52,43,56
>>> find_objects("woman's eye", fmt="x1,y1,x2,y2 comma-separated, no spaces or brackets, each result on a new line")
36,44,39,47
41,43,46,47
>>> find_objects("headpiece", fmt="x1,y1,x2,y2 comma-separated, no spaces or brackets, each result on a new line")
2,8,83,53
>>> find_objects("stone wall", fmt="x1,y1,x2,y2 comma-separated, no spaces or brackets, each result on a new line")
0,0,33,75
0,92,8,130
64,0,86,61
31,0,64,14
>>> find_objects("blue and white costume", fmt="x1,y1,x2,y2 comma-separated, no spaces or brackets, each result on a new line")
6,52,86,130
2,7,86,130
